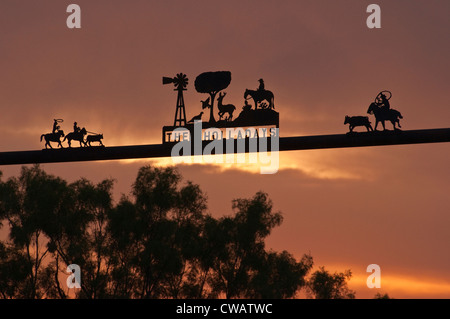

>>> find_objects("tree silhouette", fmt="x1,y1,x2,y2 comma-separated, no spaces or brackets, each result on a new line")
0,166,68,298
204,192,280,298
0,242,31,298
0,165,358,299
194,71,231,123
306,266,356,299
107,165,209,298
247,251,313,299
374,292,392,299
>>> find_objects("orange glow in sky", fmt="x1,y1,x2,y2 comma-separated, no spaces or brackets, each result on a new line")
0,0,449,298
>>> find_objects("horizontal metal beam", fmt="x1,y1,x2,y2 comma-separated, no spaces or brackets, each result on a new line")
0,128,449,166
279,128,450,151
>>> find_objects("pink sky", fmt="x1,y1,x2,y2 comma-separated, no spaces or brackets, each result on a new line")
1,0,449,298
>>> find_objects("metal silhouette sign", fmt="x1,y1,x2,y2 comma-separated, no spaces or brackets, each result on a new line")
244,79,275,110
40,130,65,149
41,120,104,149
12,72,446,167
345,90,403,133
162,71,279,143
163,73,189,127
367,90,403,131
344,116,373,133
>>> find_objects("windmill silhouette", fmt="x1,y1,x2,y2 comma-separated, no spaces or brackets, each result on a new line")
163,73,189,127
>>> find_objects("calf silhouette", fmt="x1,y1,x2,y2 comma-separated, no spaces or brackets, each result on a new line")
344,115,373,132
86,134,104,147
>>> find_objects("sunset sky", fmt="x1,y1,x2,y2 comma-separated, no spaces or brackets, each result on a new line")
1,0,449,298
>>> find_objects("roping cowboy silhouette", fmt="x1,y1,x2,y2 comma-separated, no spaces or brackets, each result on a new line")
376,91,391,111
41,119,65,149
52,119,63,134
367,90,403,131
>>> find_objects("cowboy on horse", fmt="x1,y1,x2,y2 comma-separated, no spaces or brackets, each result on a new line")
244,78,275,110
63,121,87,147
73,121,81,134
258,79,265,92
52,119,63,133
376,92,390,112
41,119,65,149
367,90,403,131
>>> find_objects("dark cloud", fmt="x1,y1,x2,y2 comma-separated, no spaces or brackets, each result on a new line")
0,0,449,297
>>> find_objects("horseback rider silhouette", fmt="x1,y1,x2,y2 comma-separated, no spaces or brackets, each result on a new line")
377,92,390,112
52,120,59,133
367,91,402,130
52,119,63,133
244,78,275,109
73,122,80,134
257,79,265,92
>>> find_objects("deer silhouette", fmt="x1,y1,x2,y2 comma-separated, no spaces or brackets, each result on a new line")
217,92,236,121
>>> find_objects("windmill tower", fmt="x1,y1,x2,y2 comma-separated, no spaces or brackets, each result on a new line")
163,73,189,127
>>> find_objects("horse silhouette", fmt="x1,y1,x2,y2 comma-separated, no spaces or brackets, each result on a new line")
217,92,236,121
367,103,403,130
63,127,87,147
41,130,65,149
244,89,275,110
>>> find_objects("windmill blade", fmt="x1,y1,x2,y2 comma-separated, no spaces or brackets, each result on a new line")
174,73,189,89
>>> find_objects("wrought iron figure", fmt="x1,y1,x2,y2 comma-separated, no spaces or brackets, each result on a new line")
242,99,252,111
86,134,104,147
367,91,403,130
375,91,391,111
195,71,231,124
63,127,87,147
163,73,189,127
344,115,373,132
217,92,236,121
188,111,204,123
244,79,275,110
73,122,81,134
258,78,265,91
41,130,65,149
201,97,211,110
52,119,63,133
